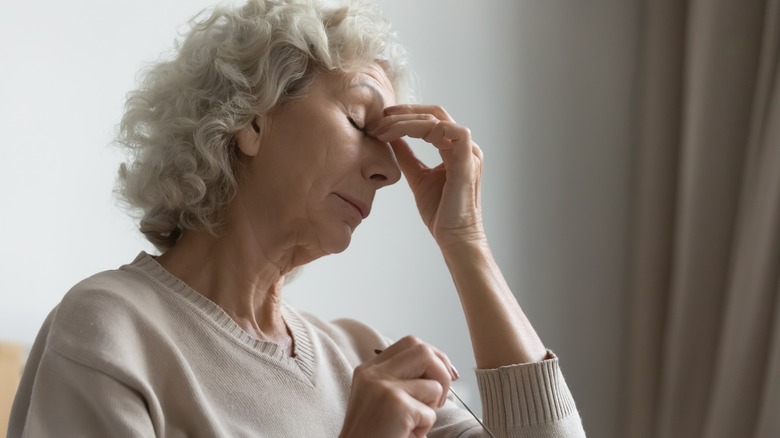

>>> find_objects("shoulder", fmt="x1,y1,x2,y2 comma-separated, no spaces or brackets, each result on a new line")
60,267,159,311
47,265,169,368
57,266,165,326
290,307,391,366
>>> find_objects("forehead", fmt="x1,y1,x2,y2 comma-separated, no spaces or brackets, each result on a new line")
340,63,397,107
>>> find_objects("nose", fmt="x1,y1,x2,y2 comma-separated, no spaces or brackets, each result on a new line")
362,138,402,187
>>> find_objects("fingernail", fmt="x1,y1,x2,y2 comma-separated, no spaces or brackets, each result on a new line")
451,364,460,380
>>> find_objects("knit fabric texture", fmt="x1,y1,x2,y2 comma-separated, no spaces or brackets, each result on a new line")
9,252,585,437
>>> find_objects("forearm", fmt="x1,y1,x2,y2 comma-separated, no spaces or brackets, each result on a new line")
441,239,547,369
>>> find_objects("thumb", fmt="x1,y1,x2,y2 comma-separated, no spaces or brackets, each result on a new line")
390,138,427,184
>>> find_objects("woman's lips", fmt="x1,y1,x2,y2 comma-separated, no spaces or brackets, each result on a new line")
336,194,369,219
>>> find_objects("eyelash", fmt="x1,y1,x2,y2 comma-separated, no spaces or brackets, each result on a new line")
348,117,366,133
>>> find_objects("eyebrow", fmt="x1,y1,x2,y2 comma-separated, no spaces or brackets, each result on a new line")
347,82,386,109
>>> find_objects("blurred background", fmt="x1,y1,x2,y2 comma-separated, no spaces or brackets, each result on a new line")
2,1,778,437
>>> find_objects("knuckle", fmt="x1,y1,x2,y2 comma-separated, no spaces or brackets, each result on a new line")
357,372,395,397
378,380,397,396
381,386,407,410
352,364,370,381
415,405,437,430
415,342,432,355
415,343,438,362
431,380,444,397
403,412,419,433
401,335,423,346
353,363,382,384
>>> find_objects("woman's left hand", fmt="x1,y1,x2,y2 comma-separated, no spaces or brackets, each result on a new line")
368,105,485,248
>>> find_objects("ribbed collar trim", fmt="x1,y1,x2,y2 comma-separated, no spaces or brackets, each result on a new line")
122,251,317,385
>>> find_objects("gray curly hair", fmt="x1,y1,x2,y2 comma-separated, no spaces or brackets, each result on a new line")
116,0,411,251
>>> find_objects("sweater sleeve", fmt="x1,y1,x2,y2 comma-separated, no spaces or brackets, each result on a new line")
318,317,585,437
15,347,156,438
470,354,586,438
427,354,585,438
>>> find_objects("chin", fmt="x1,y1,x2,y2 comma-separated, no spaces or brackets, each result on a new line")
323,236,351,255
320,224,354,255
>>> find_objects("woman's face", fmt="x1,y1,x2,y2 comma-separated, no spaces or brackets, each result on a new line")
233,63,401,263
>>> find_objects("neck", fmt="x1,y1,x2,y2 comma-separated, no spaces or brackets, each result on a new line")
156,226,294,352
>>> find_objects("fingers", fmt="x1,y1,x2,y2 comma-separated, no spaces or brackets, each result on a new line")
384,104,455,123
397,379,445,408
369,118,470,151
408,397,437,438
343,337,457,438
389,138,428,184
366,113,439,133
367,104,458,142
385,344,452,406
343,368,440,438
370,103,486,249
376,336,459,381
374,336,457,408
367,108,476,181
474,142,483,208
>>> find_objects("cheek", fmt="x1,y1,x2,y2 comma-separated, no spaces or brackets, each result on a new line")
311,132,362,182
268,117,361,210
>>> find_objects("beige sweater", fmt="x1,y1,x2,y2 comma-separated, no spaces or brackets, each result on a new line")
9,252,585,437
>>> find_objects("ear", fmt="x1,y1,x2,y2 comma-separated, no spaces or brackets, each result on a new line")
235,116,264,157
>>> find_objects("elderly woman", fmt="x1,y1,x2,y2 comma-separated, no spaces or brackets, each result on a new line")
9,0,585,437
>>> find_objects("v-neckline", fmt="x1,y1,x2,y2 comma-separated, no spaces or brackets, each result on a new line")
125,252,317,385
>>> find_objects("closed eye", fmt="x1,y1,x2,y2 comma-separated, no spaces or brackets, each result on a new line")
348,117,366,133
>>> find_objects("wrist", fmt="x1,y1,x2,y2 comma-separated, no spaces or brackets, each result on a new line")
439,237,493,269
434,226,487,251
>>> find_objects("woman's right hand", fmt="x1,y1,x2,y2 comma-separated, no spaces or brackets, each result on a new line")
339,336,459,438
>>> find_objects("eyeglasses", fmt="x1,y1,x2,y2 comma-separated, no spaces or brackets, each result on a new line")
373,349,495,437
448,385,496,438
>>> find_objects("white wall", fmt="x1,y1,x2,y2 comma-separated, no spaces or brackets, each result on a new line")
0,1,638,437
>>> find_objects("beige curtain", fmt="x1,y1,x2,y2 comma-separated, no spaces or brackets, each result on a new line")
622,0,780,437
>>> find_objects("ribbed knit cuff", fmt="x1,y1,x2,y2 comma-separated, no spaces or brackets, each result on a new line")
475,352,580,434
